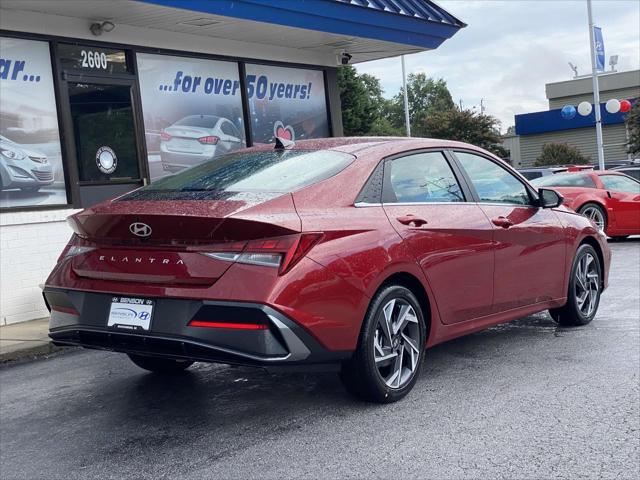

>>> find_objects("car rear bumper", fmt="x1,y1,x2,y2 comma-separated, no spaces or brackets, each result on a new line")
44,288,350,370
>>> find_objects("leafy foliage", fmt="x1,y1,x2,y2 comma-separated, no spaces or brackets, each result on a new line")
625,101,640,155
386,73,455,136
337,66,400,136
535,143,590,166
423,108,508,158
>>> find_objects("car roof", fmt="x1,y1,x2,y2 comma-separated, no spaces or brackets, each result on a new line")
246,136,492,157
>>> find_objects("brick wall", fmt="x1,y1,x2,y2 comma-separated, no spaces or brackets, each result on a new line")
0,209,78,325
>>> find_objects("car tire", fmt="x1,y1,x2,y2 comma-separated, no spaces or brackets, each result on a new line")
549,244,602,327
128,354,194,373
577,203,607,232
340,284,426,403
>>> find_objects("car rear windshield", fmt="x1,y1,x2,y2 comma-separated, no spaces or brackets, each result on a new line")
174,115,220,128
122,149,355,200
530,173,597,188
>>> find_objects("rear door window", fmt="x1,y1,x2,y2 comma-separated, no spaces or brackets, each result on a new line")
385,152,465,203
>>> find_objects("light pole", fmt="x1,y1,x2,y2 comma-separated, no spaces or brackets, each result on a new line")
587,0,606,170
401,55,411,137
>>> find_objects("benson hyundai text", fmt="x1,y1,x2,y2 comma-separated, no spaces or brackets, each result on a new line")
44,137,610,403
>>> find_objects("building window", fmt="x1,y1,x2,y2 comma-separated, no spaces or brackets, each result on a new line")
245,64,329,144
0,36,68,209
136,53,246,180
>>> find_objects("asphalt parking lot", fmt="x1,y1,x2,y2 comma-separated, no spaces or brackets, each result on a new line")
1,240,638,480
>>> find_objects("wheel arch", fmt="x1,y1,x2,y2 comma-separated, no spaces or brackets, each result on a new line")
377,271,433,342
578,235,606,288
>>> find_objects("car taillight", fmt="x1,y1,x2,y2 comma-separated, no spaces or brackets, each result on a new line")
56,234,95,263
197,135,219,145
201,233,322,275
160,130,171,141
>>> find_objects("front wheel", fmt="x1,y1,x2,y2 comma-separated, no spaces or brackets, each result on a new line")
128,354,194,373
549,244,602,326
340,285,426,403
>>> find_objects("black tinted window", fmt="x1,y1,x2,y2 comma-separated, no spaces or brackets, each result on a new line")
456,152,530,205
532,173,597,188
520,171,543,180
387,152,464,203
123,149,354,198
174,115,219,128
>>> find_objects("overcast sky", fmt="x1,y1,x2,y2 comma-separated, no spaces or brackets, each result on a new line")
355,0,640,130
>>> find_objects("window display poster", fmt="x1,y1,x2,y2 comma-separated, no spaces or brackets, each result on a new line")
245,64,329,144
0,37,67,209
136,53,246,180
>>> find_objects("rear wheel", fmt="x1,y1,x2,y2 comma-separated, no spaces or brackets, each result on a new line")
340,285,426,403
128,354,193,373
578,203,606,232
549,244,602,326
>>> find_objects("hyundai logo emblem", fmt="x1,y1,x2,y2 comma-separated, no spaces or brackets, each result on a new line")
129,222,152,238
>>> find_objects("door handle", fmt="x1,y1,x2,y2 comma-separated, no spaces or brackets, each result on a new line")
396,215,428,227
492,216,513,228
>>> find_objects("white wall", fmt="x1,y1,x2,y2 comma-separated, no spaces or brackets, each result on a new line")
0,209,76,325
0,7,336,67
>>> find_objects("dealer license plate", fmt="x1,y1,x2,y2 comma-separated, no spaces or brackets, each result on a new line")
107,297,154,331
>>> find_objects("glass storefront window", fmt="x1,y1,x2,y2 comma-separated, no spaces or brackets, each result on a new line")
245,64,329,144
0,36,68,209
136,53,246,181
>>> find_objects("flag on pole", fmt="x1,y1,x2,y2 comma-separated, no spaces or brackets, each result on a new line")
594,26,605,72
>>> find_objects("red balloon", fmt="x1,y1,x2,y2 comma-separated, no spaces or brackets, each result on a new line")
620,99,632,113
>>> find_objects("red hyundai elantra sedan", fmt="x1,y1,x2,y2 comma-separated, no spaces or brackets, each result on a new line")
44,138,611,402
531,170,640,238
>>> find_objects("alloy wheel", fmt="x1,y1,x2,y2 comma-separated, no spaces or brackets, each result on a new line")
581,206,605,231
373,298,421,389
574,252,600,317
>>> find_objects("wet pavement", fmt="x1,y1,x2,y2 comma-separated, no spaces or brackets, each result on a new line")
1,240,638,479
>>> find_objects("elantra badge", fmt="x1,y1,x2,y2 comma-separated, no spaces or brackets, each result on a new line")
129,222,152,237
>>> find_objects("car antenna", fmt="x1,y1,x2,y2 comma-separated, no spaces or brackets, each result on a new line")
274,137,294,150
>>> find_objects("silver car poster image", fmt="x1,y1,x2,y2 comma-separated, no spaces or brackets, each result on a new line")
0,37,67,209
245,64,329,144
136,53,246,180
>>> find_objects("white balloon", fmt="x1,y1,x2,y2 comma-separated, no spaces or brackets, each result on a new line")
577,101,592,116
605,98,621,114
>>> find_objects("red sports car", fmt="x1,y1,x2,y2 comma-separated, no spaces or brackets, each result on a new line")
531,170,640,238
44,138,611,403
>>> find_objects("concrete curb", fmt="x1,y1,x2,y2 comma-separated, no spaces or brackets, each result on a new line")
0,341,74,365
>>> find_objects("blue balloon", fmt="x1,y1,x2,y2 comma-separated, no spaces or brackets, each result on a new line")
561,104,577,120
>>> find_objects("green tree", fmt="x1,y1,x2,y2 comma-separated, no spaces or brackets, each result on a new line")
337,66,400,136
625,101,640,155
423,108,508,158
388,74,455,136
535,143,590,166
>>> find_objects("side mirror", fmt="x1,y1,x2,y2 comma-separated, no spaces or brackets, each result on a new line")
538,188,564,208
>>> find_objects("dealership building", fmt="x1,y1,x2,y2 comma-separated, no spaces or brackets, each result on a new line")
0,0,465,324
508,69,640,167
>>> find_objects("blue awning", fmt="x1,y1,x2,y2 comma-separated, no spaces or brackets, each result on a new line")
515,101,635,136
139,0,466,51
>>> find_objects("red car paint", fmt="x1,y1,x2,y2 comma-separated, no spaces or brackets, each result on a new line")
537,171,640,237
45,138,611,359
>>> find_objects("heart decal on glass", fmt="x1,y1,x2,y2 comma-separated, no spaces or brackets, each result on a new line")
273,121,295,141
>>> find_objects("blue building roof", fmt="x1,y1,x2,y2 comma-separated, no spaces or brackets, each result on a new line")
334,0,465,28
140,0,465,51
